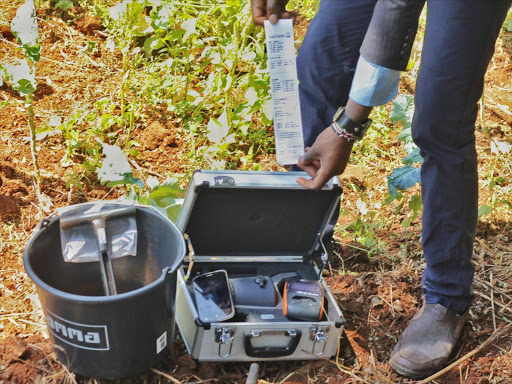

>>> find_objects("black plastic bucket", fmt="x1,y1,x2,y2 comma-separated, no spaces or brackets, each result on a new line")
24,203,185,379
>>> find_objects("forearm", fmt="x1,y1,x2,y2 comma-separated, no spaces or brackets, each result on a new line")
345,99,373,124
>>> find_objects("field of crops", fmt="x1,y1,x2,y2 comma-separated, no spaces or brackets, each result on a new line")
1,1,511,383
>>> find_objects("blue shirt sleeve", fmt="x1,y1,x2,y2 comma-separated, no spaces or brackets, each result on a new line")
348,55,400,107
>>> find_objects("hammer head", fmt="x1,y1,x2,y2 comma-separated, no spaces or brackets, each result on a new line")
60,206,136,229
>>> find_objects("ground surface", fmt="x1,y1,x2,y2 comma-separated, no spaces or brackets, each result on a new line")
1,2,511,384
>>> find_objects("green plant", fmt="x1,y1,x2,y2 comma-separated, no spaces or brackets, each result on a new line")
95,142,184,222
478,139,512,219
0,0,51,210
385,94,423,227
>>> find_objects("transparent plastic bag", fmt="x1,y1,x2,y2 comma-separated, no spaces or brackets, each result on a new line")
59,200,137,263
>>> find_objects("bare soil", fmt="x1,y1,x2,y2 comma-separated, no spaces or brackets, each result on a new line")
1,3,511,384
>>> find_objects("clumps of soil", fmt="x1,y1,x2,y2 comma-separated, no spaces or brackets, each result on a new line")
0,194,20,218
34,82,55,100
0,23,14,41
74,15,102,36
0,163,29,219
0,335,55,384
137,120,181,151
139,121,170,150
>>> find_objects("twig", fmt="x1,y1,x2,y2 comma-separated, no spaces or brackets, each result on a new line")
476,291,512,315
474,277,512,303
0,311,39,318
490,272,496,331
418,322,512,383
475,238,497,258
390,283,395,318
479,88,486,133
186,379,217,384
129,158,164,178
151,368,182,383
278,371,298,384
272,361,287,382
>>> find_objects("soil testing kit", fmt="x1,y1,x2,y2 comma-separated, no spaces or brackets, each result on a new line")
175,170,346,362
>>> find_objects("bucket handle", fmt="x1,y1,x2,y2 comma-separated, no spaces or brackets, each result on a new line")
36,211,59,232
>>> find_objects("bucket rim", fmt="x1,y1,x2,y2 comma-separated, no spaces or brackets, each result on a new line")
23,203,186,303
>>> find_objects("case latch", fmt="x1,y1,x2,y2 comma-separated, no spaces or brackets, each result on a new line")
310,326,329,356
215,326,235,358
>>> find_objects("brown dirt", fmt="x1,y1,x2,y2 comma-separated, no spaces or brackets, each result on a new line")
74,15,102,36
0,2,511,384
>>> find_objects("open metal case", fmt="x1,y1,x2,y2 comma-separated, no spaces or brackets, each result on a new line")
175,170,345,361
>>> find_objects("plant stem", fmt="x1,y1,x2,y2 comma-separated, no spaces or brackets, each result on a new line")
25,93,41,196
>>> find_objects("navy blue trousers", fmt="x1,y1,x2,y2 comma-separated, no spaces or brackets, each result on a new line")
296,0,510,313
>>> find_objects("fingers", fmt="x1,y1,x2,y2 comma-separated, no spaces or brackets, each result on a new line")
298,163,318,178
251,0,267,25
252,0,299,25
296,169,330,191
267,0,282,23
281,9,299,24
296,148,329,190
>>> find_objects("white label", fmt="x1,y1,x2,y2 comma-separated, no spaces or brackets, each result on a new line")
260,314,275,320
156,331,167,354
46,310,109,351
264,19,305,165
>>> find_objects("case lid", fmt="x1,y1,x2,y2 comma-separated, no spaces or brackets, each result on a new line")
177,171,341,258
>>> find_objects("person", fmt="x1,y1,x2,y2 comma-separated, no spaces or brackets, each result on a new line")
251,0,511,379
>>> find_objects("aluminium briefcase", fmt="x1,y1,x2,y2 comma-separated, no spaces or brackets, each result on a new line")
175,170,345,362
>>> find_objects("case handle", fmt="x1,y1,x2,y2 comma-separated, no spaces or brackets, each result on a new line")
244,329,301,358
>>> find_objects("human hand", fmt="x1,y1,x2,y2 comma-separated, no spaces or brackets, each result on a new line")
251,0,299,26
296,127,355,190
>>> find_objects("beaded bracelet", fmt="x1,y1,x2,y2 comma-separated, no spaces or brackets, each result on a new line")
331,121,358,142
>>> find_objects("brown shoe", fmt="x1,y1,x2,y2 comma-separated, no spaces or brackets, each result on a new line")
389,303,467,379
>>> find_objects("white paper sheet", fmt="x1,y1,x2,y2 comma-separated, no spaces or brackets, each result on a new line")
264,19,304,166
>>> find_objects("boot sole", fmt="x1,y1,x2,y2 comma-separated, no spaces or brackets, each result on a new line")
389,360,436,380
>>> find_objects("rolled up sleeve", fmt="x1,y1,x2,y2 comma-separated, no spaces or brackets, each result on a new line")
349,55,400,107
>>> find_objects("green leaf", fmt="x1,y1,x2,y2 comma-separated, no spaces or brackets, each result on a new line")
181,18,197,41
109,0,131,21
245,87,258,106
207,111,230,144
3,59,36,96
409,194,422,212
55,0,73,11
390,94,415,129
17,78,36,95
503,12,512,32
403,148,423,165
97,143,133,184
144,181,185,223
106,172,144,188
144,35,163,54
478,205,492,218
387,166,421,195
11,0,40,62
397,127,413,143
409,194,422,221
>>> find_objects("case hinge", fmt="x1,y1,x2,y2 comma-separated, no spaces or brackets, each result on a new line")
215,326,235,358
310,325,329,356
305,238,329,280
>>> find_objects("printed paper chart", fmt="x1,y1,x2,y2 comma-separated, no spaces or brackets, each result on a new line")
264,19,304,166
